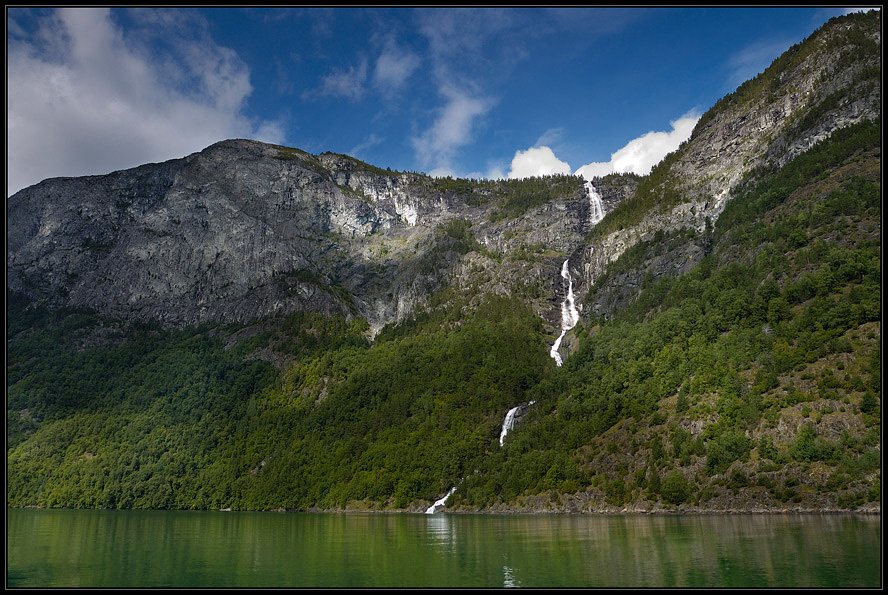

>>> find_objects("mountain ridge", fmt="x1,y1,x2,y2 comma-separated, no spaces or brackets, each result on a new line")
8,14,880,343
6,11,881,513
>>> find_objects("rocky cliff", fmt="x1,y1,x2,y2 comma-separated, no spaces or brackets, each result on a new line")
6,10,880,515
7,12,880,343
8,139,598,334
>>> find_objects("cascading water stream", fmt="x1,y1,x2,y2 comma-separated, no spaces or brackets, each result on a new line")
498,400,534,447
425,486,457,514
548,181,606,367
586,180,605,226
498,406,521,447
430,182,606,512
428,395,536,512
549,259,579,367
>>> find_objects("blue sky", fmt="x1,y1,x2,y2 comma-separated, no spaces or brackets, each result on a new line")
6,6,875,195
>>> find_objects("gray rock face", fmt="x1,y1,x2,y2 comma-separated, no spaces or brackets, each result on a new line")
7,140,605,334
586,233,710,320
7,12,878,342
10,141,361,324
590,173,641,213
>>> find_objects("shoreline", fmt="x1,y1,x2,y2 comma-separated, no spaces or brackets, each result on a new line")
311,507,883,516
13,504,881,515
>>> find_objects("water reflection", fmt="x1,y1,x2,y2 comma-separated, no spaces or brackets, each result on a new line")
502,564,519,588
8,510,880,588
425,514,455,549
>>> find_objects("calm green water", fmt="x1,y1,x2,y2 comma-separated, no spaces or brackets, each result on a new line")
6,509,881,588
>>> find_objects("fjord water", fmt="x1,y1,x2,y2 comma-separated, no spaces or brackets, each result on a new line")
7,510,879,588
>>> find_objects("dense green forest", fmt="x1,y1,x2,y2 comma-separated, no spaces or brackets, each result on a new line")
7,119,880,512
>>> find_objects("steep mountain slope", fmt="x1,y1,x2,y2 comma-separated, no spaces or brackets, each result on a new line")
577,10,880,320
6,11,881,512
7,141,597,336
459,119,880,512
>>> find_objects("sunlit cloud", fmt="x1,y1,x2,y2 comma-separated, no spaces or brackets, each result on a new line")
507,146,571,179
7,7,282,196
411,85,495,173
304,57,368,102
412,9,520,175
574,113,699,179
373,36,420,95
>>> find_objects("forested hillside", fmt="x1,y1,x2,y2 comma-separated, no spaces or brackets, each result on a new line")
8,119,879,512
7,12,880,512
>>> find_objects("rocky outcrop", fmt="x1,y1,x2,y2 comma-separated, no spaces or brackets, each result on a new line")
7,140,605,334
6,12,879,342
586,233,710,320
10,141,363,325
590,172,640,213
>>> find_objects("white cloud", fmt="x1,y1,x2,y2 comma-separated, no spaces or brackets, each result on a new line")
7,8,283,196
348,133,383,158
411,85,494,173
373,37,420,94
573,161,615,179
575,113,699,180
485,165,506,180
416,9,516,81
428,166,457,178
305,57,368,102
180,41,254,112
534,127,566,149
507,146,571,179
725,38,794,90
842,7,879,14
411,9,637,181
254,121,287,144
411,10,518,175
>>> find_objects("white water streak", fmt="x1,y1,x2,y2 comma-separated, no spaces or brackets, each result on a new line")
586,180,605,226
550,330,567,367
499,400,539,446
549,259,579,367
560,260,580,329
548,183,605,366
499,406,521,446
425,486,457,514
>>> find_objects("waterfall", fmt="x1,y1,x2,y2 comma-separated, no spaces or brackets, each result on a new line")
549,331,566,367
425,486,457,514
498,406,521,446
499,400,537,446
585,180,605,226
547,182,605,367
549,259,580,367
560,259,580,330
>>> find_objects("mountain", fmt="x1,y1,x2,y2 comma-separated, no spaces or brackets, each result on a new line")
7,140,602,337
6,11,881,512
579,10,881,320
